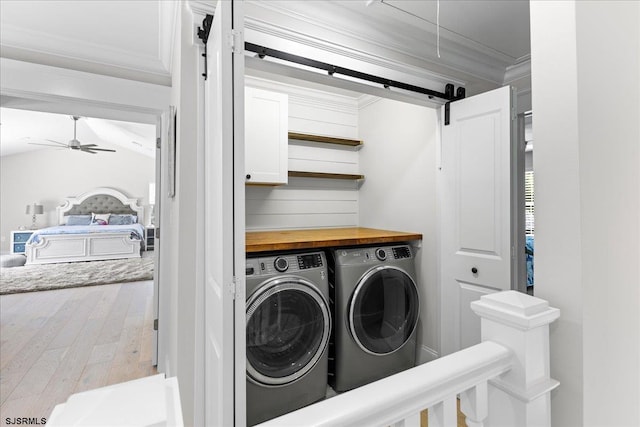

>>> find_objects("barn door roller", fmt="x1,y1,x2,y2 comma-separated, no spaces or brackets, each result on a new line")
197,14,214,80
444,86,467,126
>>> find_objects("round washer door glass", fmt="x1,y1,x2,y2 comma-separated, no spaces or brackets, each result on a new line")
349,266,419,355
246,279,330,385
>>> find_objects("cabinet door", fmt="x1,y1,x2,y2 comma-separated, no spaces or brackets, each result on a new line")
245,87,288,185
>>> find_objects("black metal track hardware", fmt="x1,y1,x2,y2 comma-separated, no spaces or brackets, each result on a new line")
197,14,214,80
245,42,466,104
444,86,467,125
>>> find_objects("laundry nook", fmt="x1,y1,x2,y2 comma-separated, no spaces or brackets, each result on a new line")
3,1,637,426
239,30,523,422
245,228,422,424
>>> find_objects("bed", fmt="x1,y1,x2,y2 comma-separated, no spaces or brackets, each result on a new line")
25,187,145,265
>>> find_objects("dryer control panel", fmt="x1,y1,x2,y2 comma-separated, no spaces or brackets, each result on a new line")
335,245,413,266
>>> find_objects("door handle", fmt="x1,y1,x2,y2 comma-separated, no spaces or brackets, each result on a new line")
471,267,478,274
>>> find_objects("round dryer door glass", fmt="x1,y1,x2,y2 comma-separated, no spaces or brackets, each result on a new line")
349,266,420,355
246,279,330,385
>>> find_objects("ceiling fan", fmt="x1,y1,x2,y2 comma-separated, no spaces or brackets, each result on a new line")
28,116,116,154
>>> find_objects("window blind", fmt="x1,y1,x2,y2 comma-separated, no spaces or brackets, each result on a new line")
525,170,535,235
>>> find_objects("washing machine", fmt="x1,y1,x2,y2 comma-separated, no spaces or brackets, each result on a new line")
329,244,420,392
245,251,331,426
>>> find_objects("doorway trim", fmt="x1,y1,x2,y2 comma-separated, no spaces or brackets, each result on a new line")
1,57,171,369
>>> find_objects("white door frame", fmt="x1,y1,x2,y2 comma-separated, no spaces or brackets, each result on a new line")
194,0,246,425
0,58,170,368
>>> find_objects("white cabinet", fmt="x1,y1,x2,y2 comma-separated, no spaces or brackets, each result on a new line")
245,87,288,185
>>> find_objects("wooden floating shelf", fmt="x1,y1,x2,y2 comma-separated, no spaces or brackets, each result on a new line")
288,132,363,147
288,171,364,180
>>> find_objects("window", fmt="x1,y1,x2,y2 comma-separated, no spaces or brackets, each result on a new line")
525,170,535,235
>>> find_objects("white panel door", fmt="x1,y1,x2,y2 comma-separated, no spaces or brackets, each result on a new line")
440,86,515,356
203,1,245,426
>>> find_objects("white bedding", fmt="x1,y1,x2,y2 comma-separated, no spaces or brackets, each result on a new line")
28,224,145,246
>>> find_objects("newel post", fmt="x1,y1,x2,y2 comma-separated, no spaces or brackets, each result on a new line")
470,291,560,427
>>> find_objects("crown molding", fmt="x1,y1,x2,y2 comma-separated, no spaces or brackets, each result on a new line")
188,0,216,17
159,1,179,74
357,94,382,111
504,55,531,85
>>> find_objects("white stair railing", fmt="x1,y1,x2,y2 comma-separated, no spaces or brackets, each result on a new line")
258,291,560,427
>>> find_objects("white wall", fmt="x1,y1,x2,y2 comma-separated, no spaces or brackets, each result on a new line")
0,148,154,252
531,1,640,426
575,2,639,425
358,98,439,363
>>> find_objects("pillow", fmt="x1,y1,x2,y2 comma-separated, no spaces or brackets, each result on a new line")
91,213,111,226
109,214,137,225
66,214,92,226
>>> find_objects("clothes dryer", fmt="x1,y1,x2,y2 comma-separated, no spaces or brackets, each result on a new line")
329,244,420,392
245,251,331,426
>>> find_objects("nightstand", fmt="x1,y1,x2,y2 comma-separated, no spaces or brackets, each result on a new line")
11,230,34,254
145,227,155,251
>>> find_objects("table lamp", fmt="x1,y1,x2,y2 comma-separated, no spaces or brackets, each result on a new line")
26,203,44,229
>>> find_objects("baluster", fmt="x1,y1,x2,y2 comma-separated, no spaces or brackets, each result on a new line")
428,395,457,427
460,381,488,427
391,412,420,427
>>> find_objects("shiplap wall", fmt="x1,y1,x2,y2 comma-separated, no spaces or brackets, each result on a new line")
245,77,361,230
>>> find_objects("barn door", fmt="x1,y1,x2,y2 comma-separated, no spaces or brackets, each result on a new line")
440,86,517,356
203,1,245,425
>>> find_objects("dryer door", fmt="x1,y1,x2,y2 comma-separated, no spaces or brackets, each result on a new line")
349,266,420,355
246,277,331,385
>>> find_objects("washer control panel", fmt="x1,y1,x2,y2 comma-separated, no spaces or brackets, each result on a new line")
246,251,325,277
297,253,323,270
392,246,412,259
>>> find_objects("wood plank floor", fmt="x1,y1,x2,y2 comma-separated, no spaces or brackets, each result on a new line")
0,281,156,426
421,400,467,427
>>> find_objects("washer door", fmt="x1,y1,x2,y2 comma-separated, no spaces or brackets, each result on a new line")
246,277,331,386
349,265,420,355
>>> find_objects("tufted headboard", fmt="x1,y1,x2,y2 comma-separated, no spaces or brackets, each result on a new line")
57,187,144,225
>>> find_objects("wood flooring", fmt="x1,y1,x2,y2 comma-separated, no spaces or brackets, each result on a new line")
421,400,467,427
0,280,156,426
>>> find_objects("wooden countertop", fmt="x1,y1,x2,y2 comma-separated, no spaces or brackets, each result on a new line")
246,227,422,253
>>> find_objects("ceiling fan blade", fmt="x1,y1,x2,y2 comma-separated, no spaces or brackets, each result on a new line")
80,149,97,154
83,147,116,152
28,142,69,148
45,139,69,147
